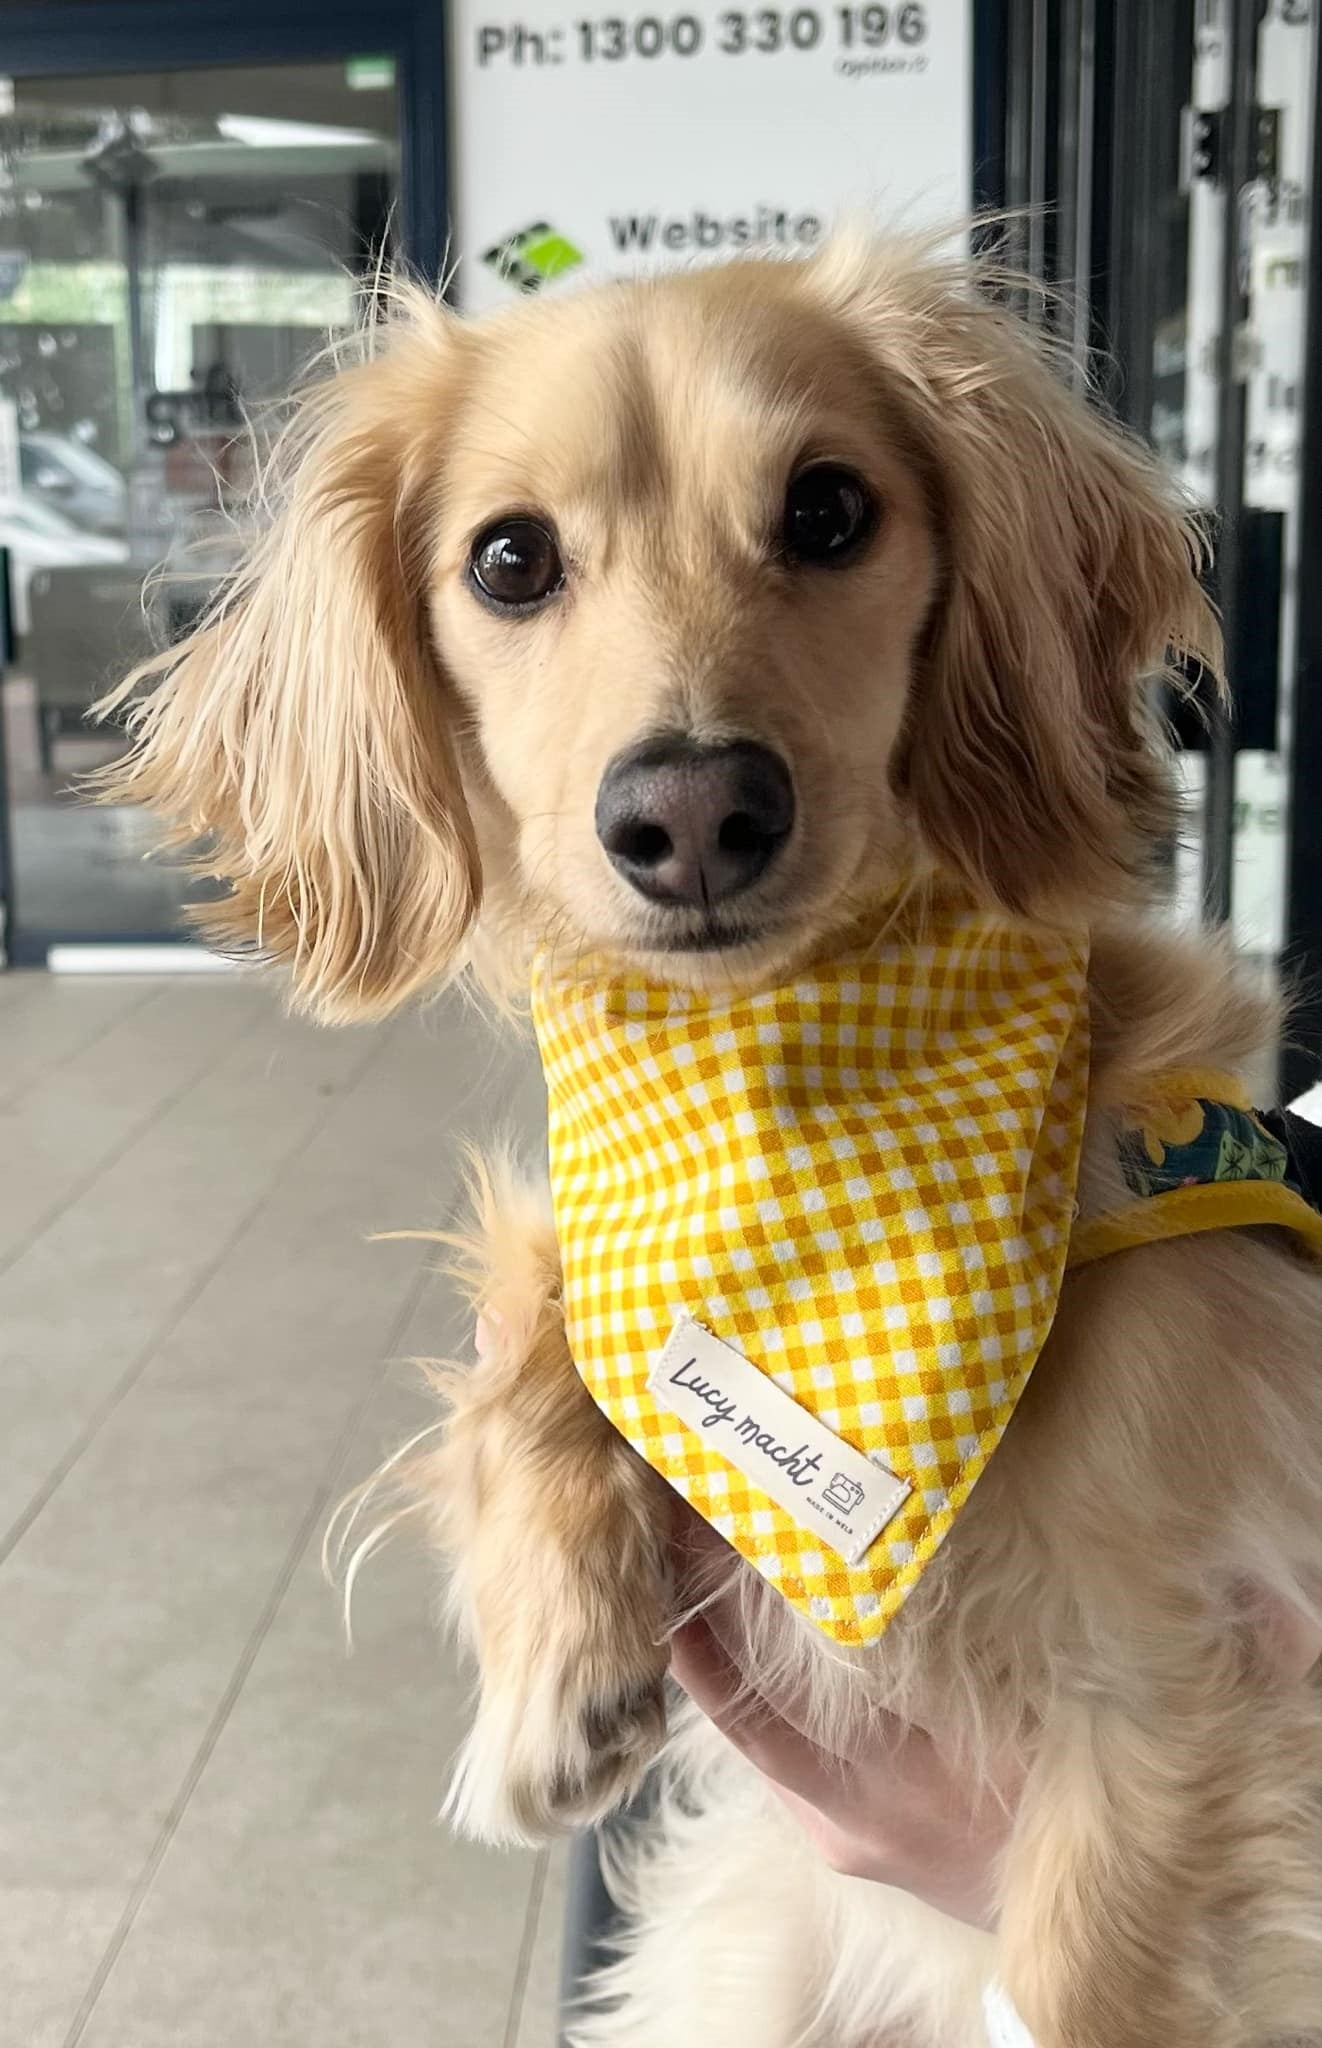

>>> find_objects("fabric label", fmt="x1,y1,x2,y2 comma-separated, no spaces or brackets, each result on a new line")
648,1314,910,1567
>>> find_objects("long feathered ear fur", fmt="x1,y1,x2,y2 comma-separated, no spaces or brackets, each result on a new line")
93,290,480,1022
813,231,1220,918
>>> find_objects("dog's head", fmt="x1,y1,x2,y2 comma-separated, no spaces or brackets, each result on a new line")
101,234,1215,1017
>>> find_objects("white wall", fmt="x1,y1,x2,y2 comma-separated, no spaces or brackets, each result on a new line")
448,0,973,310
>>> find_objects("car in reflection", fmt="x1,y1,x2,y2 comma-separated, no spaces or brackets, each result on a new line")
0,493,128,637
19,432,127,535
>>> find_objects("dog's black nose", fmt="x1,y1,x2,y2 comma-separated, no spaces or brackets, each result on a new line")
595,737,795,907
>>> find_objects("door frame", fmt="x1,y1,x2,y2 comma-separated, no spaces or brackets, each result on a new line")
0,0,446,962
1281,27,1322,1103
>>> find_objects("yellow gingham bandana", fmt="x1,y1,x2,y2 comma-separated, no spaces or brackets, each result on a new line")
531,903,1091,1646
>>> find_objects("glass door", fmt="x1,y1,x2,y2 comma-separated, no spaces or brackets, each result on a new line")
0,56,401,955
1169,0,1316,973
1100,0,1318,986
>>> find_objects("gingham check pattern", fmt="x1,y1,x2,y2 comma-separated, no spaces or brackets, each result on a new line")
532,908,1091,1646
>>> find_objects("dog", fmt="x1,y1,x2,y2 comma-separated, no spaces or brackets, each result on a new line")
98,231,1322,2048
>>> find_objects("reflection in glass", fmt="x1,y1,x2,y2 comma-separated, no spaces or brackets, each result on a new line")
0,64,400,943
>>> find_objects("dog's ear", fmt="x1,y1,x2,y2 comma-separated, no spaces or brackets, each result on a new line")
96,300,479,1021
815,235,1218,915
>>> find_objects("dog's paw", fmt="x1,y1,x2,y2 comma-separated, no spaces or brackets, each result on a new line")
542,1669,669,1829
445,1655,668,1846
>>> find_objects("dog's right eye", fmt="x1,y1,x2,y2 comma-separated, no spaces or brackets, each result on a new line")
469,518,565,611
781,464,877,567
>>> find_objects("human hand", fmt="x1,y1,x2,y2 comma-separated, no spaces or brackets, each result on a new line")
667,1510,1020,1928
474,1314,1321,1922
475,1311,1006,1919
667,1510,1322,1930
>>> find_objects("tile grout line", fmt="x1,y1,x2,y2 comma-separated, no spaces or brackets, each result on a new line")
0,1025,389,1573
502,1848,552,2048
0,981,163,1116
0,995,270,1288
60,1251,436,2048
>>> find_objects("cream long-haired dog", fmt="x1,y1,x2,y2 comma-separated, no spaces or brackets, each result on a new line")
98,235,1322,2048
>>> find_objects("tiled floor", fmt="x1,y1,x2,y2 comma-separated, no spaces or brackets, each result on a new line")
0,968,566,2048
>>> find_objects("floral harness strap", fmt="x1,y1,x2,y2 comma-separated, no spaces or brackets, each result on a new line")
1069,1071,1322,1268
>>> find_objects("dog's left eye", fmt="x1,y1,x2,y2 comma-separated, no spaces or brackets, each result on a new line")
469,518,565,609
781,464,877,566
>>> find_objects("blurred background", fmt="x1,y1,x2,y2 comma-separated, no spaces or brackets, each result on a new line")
0,3,1315,2044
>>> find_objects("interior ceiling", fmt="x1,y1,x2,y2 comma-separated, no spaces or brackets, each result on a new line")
12,63,399,136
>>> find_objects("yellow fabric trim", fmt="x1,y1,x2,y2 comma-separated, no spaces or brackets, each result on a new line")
1069,1178,1322,1268
1116,1067,1255,1113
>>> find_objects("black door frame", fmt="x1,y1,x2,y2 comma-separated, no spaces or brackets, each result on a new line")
1281,27,1322,1103
0,0,447,963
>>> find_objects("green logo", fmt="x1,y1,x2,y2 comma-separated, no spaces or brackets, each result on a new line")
483,221,585,293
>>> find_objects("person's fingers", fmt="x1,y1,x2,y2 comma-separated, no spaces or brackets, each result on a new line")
671,1600,1013,1926
676,1639,1006,1922
765,1786,859,1873
668,1504,884,1756
669,1494,742,1582
665,1613,745,1722
669,1615,848,1806
670,1613,957,1835
474,1304,505,1359
668,1504,949,1791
